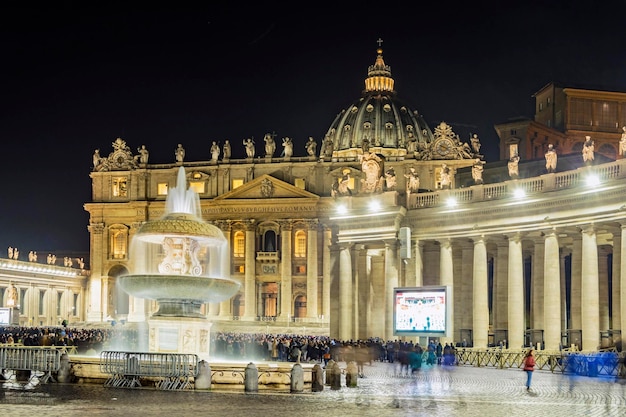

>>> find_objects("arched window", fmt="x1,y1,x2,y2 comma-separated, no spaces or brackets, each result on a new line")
233,231,245,257
294,230,306,258
264,230,277,252
294,295,307,318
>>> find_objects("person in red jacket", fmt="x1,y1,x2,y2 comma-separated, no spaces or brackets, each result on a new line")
523,349,536,390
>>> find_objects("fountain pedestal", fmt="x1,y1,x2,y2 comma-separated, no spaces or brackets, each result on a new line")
148,316,213,360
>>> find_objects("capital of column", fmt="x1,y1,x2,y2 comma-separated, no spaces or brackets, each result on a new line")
438,238,452,250
305,219,319,231
505,232,523,243
131,222,144,231
88,223,105,234
244,219,256,231
580,223,596,236
213,219,233,232
278,220,293,231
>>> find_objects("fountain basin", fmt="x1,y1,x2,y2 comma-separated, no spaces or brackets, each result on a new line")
118,274,241,317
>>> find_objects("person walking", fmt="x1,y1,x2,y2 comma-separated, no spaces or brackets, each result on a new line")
523,349,536,390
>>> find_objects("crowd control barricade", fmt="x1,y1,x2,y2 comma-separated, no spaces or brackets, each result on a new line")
100,351,199,390
0,346,61,384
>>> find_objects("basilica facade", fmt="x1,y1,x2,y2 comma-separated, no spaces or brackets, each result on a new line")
3,46,626,352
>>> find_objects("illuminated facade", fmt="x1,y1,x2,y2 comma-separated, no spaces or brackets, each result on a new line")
3,46,626,352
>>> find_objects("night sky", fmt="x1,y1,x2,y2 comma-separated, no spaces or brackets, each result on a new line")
2,2,626,255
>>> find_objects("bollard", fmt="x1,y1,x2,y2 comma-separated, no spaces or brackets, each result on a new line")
194,360,212,390
330,362,341,390
345,361,358,388
325,359,336,386
244,362,258,393
290,363,304,393
57,353,71,383
312,364,324,392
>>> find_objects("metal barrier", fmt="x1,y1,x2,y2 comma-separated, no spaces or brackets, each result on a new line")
100,351,199,390
455,348,626,378
0,346,61,384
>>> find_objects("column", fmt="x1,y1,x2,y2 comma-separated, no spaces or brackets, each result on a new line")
306,220,319,319
219,222,232,318
385,240,399,341
355,245,368,340
581,225,600,350
472,236,489,348
570,235,582,330
439,238,454,345
508,232,524,350
612,230,622,332
322,226,332,323
543,229,561,350
598,246,610,332
87,223,105,322
460,243,474,333
279,221,293,321
494,240,508,334
560,248,569,335
242,223,256,320
531,239,545,330
370,254,385,339
339,242,353,341
412,240,424,287
613,223,626,338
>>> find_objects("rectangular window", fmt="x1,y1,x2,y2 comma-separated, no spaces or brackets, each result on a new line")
569,98,593,127
594,101,618,130
112,177,128,197
294,178,306,189
189,181,205,194
233,232,245,257
157,183,168,195
238,265,245,273
232,178,244,189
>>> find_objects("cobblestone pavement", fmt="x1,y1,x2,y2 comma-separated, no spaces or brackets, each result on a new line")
1,361,625,417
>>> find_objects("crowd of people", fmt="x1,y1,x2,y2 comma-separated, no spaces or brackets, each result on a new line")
0,325,458,374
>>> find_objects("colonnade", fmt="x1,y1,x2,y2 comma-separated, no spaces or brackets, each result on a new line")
334,223,626,351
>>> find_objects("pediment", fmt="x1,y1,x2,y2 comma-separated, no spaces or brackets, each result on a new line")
214,174,320,200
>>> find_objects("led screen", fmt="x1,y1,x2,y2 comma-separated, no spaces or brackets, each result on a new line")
394,286,450,336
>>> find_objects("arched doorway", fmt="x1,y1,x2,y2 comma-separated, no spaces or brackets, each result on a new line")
108,264,130,321
294,295,307,318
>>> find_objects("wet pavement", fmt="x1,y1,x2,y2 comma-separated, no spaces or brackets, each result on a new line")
1,360,625,417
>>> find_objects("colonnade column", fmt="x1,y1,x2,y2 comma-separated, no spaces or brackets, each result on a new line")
598,246,610,332
385,240,399,341
242,222,256,320
412,240,423,287
570,235,582,330
279,221,293,321
581,225,600,350
472,236,489,348
507,233,524,350
613,223,626,336
338,242,353,341
494,240,508,335
306,220,319,319
543,229,561,350
531,239,545,330
612,230,622,332
439,238,454,344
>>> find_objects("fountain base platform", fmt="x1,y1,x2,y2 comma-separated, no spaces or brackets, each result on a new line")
148,316,213,361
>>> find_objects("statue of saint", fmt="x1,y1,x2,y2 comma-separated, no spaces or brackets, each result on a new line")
137,145,149,164
385,168,397,191
508,153,520,178
263,133,276,157
470,134,481,155
210,141,220,162
404,167,420,193
472,159,484,184
545,144,557,173
175,144,185,163
244,138,255,158
223,140,231,159
440,163,451,189
620,126,626,157
282,137,293,158
305,137,317,156
6,283,18,307
582,136,594,163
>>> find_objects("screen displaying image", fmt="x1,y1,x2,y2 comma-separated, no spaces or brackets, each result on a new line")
394,286,449,336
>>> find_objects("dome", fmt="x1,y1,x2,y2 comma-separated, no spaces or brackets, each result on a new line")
321,45,435,160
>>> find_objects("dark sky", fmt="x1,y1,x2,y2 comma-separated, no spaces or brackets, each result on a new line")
2,2,626,255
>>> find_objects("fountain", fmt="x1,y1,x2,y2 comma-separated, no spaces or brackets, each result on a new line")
118,166,240,359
